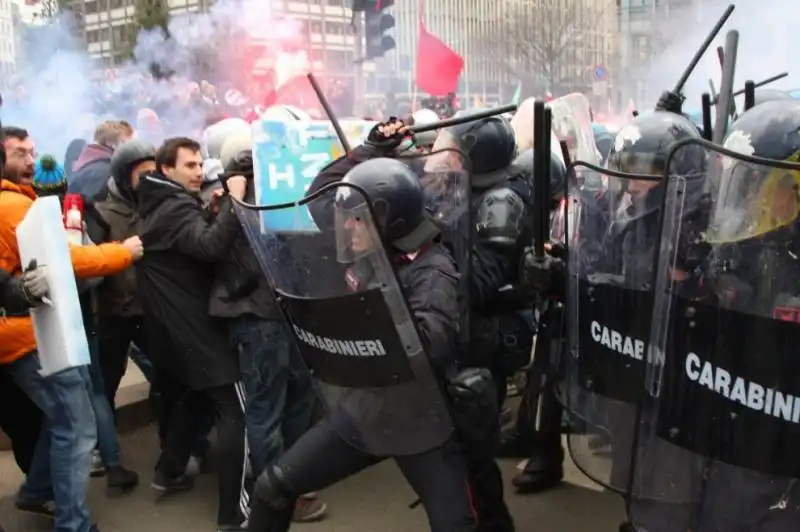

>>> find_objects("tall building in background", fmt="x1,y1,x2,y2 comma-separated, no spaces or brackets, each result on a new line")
381,0,618,107
616,0,701,105
0,0,17,77
63,0,619,111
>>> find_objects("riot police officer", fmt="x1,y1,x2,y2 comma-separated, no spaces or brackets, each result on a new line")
524,109,708,532
496,146,569,494
429,115,557,530
247,158,477,532
630,99,800,532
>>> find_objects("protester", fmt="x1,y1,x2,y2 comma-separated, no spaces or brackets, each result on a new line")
0,126,144,532
69,120,134,200
135,137,250,531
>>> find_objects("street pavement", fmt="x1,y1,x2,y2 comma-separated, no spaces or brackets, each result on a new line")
0,425,625,531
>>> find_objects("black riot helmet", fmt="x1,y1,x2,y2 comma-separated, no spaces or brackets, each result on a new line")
513,147,567,209
724,99,800,160
431,115,517,177
335,158,440,261
607,110,707,178
707,99,800,243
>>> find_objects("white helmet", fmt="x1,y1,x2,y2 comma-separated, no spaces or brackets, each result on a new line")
261,105,311,122
411,108,440,148
202,118,250,159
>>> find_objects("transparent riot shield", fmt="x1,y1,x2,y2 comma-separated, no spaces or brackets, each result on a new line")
630,139,800,530
561,160,666,493
397,148,472,347
234,183,455,457
548,93,601,166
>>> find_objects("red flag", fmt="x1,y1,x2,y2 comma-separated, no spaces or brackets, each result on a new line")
415,21,463,97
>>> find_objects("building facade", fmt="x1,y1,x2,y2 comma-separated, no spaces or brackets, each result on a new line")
616,0,701,105
65,0,619,109
0,0,17,77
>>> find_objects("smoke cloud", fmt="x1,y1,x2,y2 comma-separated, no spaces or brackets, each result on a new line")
628,0,796,110
2,0,304,161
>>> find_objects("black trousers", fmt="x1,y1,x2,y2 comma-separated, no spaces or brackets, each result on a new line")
158,374,249,527
97,315,147,410
249,417,477,532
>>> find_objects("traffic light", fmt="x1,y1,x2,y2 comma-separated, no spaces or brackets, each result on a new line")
364,0,395,60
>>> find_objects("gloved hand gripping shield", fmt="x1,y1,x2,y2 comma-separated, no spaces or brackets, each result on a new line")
232,180,456,458
629,138,800,530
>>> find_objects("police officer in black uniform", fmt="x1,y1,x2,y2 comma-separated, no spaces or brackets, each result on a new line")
429,115,565,530
247,158,477,532
667,99,800,532
306,116,538,530
494,146,569,494
524,109,708,532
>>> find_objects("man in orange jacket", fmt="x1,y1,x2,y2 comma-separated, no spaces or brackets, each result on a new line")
0,126,143,532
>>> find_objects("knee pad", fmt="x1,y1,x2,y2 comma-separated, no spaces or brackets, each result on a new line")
253,465,297,510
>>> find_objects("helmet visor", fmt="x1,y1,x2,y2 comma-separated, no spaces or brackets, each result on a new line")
334,194,381,264
606,150,665,177
707,155,800,243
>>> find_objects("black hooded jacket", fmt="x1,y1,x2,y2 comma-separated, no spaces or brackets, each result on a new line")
134,173,241,389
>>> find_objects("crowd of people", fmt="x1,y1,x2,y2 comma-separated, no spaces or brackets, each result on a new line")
2,74,798,532
0,117,330,532
0,93,569,531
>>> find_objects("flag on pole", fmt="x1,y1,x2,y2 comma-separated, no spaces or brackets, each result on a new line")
415,0,463,97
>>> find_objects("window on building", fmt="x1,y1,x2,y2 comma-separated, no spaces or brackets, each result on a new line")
310,21,322,34
327,21,349,35
85,1,98,14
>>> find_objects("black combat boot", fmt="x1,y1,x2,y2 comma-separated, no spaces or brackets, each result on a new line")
247,497,294,532
511,442,564,493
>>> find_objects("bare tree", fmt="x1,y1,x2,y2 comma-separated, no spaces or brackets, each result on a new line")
477,0,602,95
29,0,71,21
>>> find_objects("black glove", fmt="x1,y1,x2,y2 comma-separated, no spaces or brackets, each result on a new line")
547,241,567,261
655,90,685,114
3,260,49,311
520,247,565,294
446,366,500,452
366,118,408,152
222,149,254,180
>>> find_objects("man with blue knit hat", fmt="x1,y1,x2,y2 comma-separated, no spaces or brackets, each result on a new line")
31,155,67,198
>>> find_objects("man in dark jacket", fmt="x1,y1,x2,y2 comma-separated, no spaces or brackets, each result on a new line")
94,139,156,410
135,137,250,531
69,120,134,200
211,138,326,522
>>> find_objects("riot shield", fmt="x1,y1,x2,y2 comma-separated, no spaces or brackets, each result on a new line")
234,183,455,458
561,160,666,494
548,93,601,166
397,148,472,348
630,139,800,530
